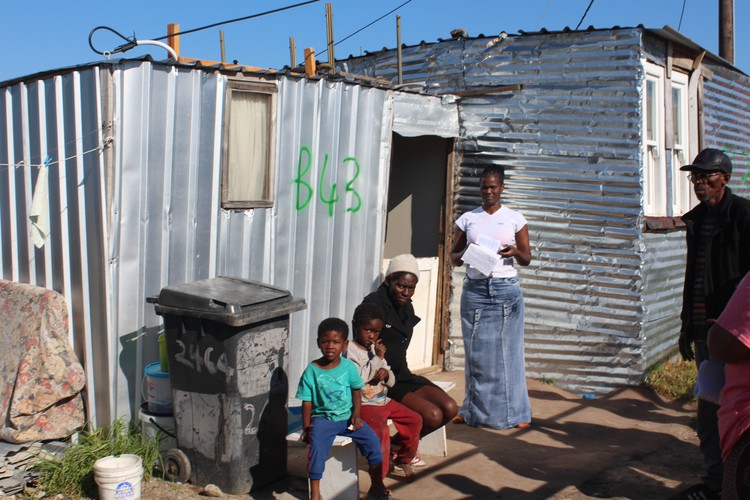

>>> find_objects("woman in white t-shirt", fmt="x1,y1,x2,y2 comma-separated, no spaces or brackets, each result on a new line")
449,165,532,429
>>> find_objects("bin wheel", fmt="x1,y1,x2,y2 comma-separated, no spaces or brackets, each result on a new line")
163,448,191,483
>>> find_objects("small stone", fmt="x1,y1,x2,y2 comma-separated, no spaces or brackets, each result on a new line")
202,484,223,497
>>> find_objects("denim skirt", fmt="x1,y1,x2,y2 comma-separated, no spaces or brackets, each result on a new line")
459,276,531,429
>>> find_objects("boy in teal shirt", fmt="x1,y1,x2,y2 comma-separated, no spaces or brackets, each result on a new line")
296,317,390,500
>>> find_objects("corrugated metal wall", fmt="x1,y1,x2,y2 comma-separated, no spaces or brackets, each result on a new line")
0,68,112,425
640,231,686,369
346,29,678,393
109,63,396,420
0,61,228,426
111,61,227,421
241,77,394,395
1,59,458,423
702,63,750,200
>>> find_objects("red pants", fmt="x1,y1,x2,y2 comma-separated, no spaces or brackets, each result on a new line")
361,400,422,478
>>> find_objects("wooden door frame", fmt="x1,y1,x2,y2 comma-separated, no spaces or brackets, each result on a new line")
434,139,458,367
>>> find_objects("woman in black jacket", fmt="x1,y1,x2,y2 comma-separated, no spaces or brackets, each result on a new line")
362,254,458,447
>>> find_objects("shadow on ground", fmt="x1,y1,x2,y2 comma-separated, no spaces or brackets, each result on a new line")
370,373,701,500
142,371,702,500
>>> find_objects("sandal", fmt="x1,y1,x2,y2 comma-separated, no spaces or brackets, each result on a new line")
392,461,416,482
452,415,466,424
514,422,531,429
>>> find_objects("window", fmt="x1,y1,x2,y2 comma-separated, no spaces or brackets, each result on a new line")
643,65,665,216
670,72,692,215
642,62,694,218
221,80,278,209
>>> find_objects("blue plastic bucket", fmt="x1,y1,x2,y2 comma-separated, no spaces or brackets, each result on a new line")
143,362,172,415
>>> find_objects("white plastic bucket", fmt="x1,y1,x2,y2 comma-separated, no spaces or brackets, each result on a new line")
143,362,172,415
138,406,177,453
94,454,143,500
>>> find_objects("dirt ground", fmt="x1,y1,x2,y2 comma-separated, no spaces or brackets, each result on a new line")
141,370,702,499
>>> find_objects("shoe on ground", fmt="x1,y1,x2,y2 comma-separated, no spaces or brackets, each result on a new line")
392,450,426,467
673,483,721,500
366,488,391,500
409,453,426,467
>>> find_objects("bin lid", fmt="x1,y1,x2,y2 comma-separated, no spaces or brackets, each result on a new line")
150,276,306,326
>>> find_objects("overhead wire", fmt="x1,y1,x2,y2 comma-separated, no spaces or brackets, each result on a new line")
678,0,687,30
88,26,136,56
89,0,320,57
88,0,414,72
152,0,320,42
537,0,554,26
306,0,415,65
575,0,596,30
331,0,414,49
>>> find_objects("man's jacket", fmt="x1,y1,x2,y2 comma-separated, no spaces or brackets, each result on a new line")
681,187,750,341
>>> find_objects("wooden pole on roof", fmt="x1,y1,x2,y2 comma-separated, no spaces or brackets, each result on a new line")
719,0,734,64
326,3,335,71
397,15,403,85
290,37,297,68
220,30,226,63
167,23,180,60
304,48,316,77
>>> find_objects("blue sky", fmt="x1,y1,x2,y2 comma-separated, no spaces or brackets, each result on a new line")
1,0,747,82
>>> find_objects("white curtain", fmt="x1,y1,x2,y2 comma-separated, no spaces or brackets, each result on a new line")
227,91,270,202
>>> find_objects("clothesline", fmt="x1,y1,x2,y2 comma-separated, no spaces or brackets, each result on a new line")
0,144,108,170
0,127,109,172
0,142,111,180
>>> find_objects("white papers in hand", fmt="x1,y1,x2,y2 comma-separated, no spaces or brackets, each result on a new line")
462,243,499,276
475,235,501,252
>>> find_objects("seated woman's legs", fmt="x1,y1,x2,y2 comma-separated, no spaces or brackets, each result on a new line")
399,385,458,437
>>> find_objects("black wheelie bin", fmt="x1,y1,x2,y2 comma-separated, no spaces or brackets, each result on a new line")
148,276,306,494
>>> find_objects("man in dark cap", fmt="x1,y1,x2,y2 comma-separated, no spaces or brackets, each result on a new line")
676,148,750,500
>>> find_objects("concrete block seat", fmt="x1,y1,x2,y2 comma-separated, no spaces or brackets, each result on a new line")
286,380,456,498
286,431,358,500
287,399,358,499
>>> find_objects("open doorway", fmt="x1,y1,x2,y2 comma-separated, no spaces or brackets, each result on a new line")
382,133,453,371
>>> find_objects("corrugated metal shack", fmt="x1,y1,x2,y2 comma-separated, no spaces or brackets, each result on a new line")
0,58,459,427
343,25,750,394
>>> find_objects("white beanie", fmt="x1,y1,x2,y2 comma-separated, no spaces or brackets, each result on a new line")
385,254,419,278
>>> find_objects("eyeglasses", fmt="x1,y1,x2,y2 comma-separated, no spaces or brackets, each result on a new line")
687,172,723,183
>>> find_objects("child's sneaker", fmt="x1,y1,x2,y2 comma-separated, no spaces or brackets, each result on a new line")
408,453,426,467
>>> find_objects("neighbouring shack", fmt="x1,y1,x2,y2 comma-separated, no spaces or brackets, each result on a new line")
343,25,750,394
0,56,459,428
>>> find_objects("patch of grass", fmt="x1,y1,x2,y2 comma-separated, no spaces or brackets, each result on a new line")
645,359,697,401
538,375,555,385
29,417,161,498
